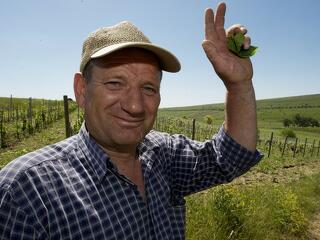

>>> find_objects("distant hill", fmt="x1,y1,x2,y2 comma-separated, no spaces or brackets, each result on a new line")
158,94,320,126
255,94,320,109
160,94,320,111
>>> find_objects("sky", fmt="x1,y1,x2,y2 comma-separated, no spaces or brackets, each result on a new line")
0,0,319,107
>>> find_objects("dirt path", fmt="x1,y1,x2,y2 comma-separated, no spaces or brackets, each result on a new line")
232,160,320,186
308,212,320,239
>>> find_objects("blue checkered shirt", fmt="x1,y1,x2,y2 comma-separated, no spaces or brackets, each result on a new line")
0,124,262,239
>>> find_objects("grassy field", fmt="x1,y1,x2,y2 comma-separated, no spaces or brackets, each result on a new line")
186,173,320,240
159,94,320,122
158,94,320,142
157,94,320,239
0,94,320,239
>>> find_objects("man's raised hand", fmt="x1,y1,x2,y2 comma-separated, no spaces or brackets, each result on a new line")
202,2,253,89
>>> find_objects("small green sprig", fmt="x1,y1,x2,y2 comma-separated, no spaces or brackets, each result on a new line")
227,32,258,58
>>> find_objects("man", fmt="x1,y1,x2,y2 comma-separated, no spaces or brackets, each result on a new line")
0,2,262,239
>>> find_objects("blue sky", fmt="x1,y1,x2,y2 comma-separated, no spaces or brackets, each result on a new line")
1,0,319,107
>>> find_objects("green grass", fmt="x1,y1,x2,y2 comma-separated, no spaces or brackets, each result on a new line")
186,173,320,240
0,94,319,239
159,94,320,125
0,96,78,151
0,97,63,110
158,94,320,239
256,94,320,109
158,94,320,147
0,110,79,168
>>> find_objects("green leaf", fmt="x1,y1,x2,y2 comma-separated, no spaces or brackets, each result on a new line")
227,32,258,58
238,46,258,58
233,32,245,52
227,37,238,54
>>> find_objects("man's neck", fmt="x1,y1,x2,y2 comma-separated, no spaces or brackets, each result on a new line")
101,145,146,201
100,145,139,178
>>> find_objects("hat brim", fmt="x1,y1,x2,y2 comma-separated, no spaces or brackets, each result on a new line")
91,42,181,73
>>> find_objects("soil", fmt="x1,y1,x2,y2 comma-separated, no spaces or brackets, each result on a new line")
232,161,320,186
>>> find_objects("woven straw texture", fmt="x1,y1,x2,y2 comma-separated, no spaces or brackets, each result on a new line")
80,21,151,72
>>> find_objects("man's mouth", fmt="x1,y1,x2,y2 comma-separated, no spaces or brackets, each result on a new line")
113,115,144,127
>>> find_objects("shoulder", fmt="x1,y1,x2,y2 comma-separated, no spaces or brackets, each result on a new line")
144,130,170,145
143,130,198,155
0,135,79,190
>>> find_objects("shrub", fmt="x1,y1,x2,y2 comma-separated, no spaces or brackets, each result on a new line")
204,115,213,125
282,114,319,127
210,186,249,239
293,114,319,127
267,187,306,235
281,129,296,138
186,183,308,240
283,118,292,127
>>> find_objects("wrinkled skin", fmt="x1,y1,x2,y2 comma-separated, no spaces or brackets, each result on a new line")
74,49,161,154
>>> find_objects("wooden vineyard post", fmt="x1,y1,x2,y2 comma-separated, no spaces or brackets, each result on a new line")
281,136,288,157
192,119,196,140
311,139,316,157
293,138,298,158
63,95,71,138
303,138,307,157
317,140,320,157
267,132,273,158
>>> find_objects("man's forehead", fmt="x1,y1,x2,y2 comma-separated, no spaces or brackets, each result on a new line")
92,48,161,69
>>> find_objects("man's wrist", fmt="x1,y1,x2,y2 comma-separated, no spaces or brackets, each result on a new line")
225,80,254,95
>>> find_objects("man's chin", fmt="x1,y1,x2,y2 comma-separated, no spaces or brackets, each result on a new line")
114,132,146,146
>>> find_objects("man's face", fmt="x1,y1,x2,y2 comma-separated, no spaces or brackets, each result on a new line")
76,49,161,151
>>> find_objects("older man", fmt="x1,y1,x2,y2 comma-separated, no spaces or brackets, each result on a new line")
0,3,262,239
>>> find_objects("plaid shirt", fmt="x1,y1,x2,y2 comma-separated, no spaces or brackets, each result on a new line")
0,124,262,239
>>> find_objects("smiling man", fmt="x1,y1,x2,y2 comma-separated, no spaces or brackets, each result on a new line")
0,3,262,239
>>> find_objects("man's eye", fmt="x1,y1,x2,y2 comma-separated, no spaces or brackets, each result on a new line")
142,86,157,95
104,81,122,90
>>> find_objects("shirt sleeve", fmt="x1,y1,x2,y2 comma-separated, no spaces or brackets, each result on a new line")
168,125,263,197
0,187,38,240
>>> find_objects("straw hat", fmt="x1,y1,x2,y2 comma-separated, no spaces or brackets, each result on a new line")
80,21,181,73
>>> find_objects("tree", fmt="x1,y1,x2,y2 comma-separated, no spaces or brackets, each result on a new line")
283,118,292,128
292,114,319,127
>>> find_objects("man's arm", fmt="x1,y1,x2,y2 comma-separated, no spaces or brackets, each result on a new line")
202,2,257,151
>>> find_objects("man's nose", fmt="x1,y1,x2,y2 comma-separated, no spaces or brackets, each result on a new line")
121,87,145,116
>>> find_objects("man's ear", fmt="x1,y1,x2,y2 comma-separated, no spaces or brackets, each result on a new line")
74,72,87,108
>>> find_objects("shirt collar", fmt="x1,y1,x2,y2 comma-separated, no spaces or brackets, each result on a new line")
77,122,110,182
77,122,156,182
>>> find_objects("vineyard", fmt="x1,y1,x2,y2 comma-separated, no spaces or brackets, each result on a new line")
1,95,320,168
154,116,320,162
0,96,78,149
0,94,320,239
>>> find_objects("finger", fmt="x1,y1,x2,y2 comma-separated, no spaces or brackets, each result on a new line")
226,24,243,37
204,8,217,41
240,26,248,35
202,39,219,65
214,2,226,40
243,35,251,49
